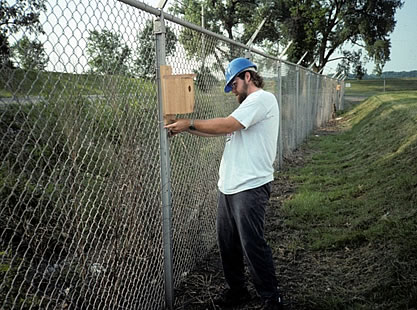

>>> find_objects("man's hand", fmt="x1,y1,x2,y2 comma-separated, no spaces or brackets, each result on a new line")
165,116,243,137
164,119,190,136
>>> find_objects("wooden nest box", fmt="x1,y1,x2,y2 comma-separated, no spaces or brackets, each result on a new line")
160,65,196,124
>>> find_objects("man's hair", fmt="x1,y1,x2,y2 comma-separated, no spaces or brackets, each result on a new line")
238,70,264,89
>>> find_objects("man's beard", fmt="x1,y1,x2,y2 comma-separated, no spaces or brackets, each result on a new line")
237,81,248,104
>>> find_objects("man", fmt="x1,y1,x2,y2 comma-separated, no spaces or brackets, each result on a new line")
165,57,283,310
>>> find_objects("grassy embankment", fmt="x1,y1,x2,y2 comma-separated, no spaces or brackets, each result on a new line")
280,79,417,309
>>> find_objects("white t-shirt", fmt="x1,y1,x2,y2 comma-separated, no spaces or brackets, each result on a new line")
218,89,279,194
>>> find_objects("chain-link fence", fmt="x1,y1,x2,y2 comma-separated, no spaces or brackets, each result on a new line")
1,0,344,309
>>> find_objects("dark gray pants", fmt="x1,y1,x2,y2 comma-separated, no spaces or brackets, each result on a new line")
217,182,279,301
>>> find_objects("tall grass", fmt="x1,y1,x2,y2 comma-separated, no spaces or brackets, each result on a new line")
0,69,163,308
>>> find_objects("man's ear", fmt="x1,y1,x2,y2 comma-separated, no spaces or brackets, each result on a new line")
245,71,251,82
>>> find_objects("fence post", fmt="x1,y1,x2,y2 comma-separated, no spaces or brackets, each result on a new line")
154,11,174,310
296,65,300,145
306,70,312,137
316,72,320,128
277,60,283,170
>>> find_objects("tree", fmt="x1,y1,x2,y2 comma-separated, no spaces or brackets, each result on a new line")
133,20,177,78
193,65,218,92
354,63,366,80
171,0,403,74
86,30,131,75
12,36,48,71
170,0,261,74
171,0,262,75
0,0,46,67
171,0,260,42
337,49,367,80
251,0,404,73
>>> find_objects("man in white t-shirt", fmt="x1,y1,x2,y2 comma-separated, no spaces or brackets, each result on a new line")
165,57,283,310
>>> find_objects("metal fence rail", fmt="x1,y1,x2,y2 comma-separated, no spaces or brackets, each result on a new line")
0,0,344,309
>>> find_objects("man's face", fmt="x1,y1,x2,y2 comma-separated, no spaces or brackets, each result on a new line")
231,74,248,104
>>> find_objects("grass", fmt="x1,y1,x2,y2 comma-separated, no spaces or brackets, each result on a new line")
344,77,417,97
0,68,156,100
281,90,417,308
285,92,417,250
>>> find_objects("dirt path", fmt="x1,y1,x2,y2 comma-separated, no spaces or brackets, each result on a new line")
344,95,368,103
343,95,368,110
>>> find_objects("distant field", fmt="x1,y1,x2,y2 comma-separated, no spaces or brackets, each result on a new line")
344,77,417,97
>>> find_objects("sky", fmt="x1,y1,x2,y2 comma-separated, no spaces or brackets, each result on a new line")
378,0,417,72
325,0,417,75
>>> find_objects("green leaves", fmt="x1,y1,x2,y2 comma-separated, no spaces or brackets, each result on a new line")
12,36,48,71
133,20,177,78
0,0,47,68
86,30,131,75
86,21,177,78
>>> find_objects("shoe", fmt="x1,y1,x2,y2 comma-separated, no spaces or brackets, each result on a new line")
263,296,284,310
214,287,252,307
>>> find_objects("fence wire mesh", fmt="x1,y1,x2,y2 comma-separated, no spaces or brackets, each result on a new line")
1,0,344,309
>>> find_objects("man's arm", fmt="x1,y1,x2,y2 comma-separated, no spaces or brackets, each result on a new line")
165,116,244,136
186,130,220,137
